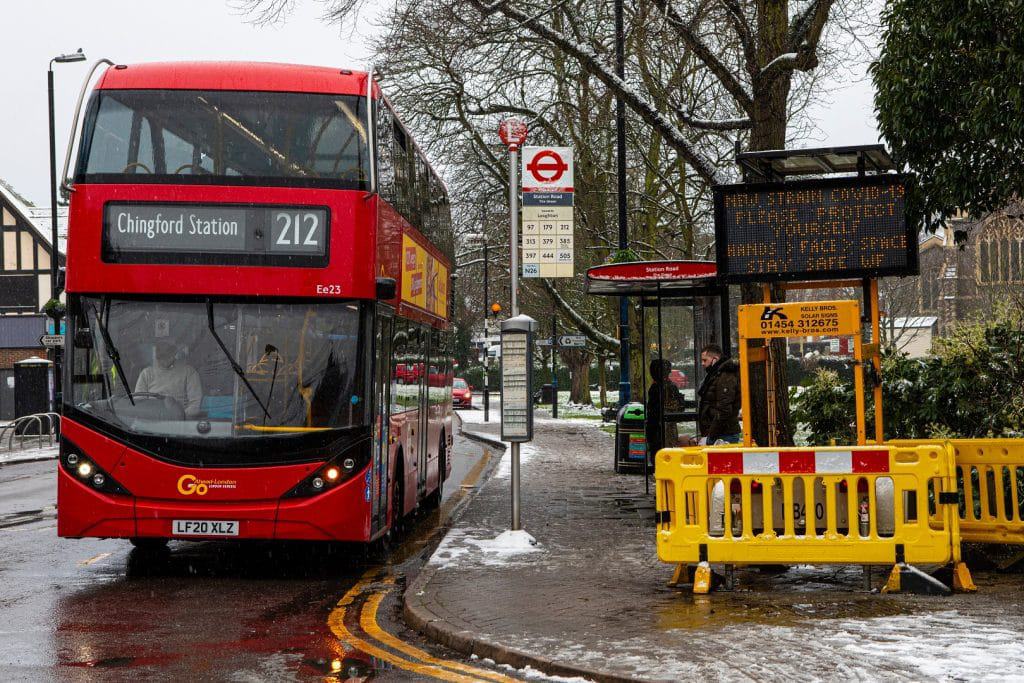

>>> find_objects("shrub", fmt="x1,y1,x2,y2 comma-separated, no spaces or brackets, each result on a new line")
791,307,1024,443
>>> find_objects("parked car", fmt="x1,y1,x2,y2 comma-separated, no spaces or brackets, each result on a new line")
452,377,473,408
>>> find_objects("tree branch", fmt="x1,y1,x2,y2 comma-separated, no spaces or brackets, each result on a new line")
650,0,755,115
467,0,724,185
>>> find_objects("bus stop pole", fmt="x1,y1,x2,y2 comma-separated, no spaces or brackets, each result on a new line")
551,313,558,419
509,146,522,531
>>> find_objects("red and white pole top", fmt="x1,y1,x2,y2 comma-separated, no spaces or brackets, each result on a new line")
498,118,528,152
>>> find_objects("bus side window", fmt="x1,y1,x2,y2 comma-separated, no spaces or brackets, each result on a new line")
390,319,408,415
377,102,396,204
393,124,410,219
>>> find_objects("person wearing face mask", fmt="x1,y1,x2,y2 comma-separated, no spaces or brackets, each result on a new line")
135,341,203,418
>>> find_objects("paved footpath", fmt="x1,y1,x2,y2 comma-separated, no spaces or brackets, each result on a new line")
405,406,1024,681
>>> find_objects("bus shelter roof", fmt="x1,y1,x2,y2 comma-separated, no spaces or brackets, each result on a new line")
584,260,719,296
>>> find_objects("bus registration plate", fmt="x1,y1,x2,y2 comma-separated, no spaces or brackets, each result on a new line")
172,520,239,536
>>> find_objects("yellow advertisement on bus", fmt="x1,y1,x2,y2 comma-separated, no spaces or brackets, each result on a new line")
401,233,448,318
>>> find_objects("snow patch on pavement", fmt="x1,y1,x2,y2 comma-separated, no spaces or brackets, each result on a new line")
428,528,543,569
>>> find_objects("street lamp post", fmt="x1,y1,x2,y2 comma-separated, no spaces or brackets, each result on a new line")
47,48,86,413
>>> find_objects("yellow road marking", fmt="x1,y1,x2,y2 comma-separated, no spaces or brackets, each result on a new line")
327,568,517,682
78,552,112,566
360,590,519,683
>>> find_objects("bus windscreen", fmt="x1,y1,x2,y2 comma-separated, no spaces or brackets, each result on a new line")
70,297,369,450
77,90,370,189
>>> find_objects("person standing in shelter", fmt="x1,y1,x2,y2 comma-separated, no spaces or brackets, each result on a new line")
135,341,204,418
696,344,742,445
645,358,685,459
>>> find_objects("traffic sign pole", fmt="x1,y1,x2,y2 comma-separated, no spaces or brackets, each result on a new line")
551,313,558,419
499,118,529,532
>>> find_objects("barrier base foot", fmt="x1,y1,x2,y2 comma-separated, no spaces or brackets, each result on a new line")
952,562,977,592
693,561,712,594
881,563,952,595
668,563,692,587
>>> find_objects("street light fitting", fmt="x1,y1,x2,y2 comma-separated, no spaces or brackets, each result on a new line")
53,49,86,64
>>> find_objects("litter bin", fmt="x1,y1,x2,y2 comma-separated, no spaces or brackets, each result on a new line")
14,357,52,435
538,383,556,404
614,402,646,473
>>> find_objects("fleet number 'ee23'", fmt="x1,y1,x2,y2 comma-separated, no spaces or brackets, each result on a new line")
172,520,239,536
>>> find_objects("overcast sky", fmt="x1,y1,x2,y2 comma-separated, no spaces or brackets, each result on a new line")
1,1,878,207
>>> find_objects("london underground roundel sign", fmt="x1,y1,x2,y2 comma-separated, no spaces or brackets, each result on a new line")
521,146,574,191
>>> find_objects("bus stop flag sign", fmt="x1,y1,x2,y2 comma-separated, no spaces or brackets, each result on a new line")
521,146,574,278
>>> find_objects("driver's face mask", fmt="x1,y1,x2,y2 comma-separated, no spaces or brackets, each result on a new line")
154,345,176,369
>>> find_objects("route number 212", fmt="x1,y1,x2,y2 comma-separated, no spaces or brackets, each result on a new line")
274,212,320,247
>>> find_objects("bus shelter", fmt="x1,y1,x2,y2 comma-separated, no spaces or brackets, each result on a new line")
584,261,730,486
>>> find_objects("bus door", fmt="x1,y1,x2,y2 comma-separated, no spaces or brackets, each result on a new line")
416,326,430,498
370,307,393,536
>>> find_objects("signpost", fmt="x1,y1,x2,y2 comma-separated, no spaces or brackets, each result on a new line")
521,146,574,278
498,118,534,532
39,334,64,348
500,315,536,531
558,335,586,348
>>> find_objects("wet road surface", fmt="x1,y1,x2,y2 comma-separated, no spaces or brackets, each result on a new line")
0,427,523,682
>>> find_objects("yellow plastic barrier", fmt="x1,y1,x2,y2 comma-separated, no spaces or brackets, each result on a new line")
655,444,972,592
892,439,1024,546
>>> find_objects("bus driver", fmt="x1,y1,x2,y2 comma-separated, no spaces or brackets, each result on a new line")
135,341,203,418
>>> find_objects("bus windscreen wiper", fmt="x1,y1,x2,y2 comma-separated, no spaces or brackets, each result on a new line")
90,298,135,406
206,300,271,421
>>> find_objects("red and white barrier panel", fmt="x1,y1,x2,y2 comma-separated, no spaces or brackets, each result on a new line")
707,450,890,475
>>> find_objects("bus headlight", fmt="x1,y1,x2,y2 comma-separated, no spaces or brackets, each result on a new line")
60,439,132,496
282,437,371,499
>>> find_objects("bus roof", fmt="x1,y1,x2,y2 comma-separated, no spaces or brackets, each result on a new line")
96,61,376,97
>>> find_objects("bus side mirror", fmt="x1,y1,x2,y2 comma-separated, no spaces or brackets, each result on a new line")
375,277,397,300
56,267,67,297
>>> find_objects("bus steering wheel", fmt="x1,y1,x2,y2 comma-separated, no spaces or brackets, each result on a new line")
121,162,153,174
172,163,210,175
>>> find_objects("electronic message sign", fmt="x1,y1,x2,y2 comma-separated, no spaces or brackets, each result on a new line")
714,175,915,283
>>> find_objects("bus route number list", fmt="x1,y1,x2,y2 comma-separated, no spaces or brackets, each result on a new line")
501,334,532,442
716,178,913,282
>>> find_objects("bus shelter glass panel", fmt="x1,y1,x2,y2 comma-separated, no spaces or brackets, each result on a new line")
645,301,698,441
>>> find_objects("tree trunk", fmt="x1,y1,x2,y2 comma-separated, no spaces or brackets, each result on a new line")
598,354,608,407
741,0,796,447
561,349,593,405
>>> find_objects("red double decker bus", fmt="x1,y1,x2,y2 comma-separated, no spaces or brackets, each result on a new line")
57,62,453,546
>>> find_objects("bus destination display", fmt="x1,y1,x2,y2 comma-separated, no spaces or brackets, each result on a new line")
103,203,329,267
714,175,914,283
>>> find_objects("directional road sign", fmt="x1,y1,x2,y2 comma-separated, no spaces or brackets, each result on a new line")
558,335,586,348
39,334,64,348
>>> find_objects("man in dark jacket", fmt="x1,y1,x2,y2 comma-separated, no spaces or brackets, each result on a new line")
696,344,742,444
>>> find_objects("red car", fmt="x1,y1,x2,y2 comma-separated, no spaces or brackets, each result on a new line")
669,369,688,389
452,377,473,408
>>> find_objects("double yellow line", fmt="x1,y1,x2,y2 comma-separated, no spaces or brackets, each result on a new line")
328,570,519,682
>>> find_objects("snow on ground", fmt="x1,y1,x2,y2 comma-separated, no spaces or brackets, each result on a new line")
427,527,544,569
0,444,58,465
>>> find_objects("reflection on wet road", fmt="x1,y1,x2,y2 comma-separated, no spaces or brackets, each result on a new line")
0,433,509,681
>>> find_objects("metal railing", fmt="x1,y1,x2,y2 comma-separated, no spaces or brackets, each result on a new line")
0,412,61,452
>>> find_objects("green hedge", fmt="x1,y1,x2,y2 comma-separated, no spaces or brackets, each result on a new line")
791,310,1024,444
